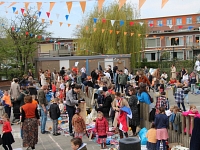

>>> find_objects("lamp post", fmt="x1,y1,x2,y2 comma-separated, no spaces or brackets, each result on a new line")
173,47,175,64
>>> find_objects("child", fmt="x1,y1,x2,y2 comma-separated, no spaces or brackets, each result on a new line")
95,111,109,149
60,80,65,91
51,81,57,98
154,107,168,150
146,122,157,150
32,95,38,106
2,113,15,150
58,88,64,100
59,100,65,114
155,92,167,114
71,138,87,150
0,102,5,119
190,72,196,94
159,80,165,92
174,84,186,111
72,108,86,139
2,90,12,118
49,98,61,136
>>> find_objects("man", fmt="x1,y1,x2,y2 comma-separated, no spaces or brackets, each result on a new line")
118,70,128,93
60,67,65,77
104,70,111,79
66,84,85,136
113,64,118,82
51,69,57,84
114,70,120,92
38,84,49,134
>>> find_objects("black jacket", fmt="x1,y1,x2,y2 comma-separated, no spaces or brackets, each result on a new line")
28,86,37,95
49,103,60,120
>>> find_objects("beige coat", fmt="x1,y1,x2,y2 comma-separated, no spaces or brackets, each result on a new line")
112,98,130,127
171,66,176,79
10,83,20,99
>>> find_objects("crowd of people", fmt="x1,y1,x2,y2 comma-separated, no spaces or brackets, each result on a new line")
0,63,199,150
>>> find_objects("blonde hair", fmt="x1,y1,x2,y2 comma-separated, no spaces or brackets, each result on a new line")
2,113,10,122
190,105,196,110
97,111,104,117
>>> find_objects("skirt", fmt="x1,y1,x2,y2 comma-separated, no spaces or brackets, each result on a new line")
22,118,38,147
156,128,168,140
146,141,156,150
2,132,15,145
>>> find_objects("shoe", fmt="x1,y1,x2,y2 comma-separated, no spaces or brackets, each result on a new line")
41,131,50,134
53,133,58,136
56,133,61,135
70,133,74,137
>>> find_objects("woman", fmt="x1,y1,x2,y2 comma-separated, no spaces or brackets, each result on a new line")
137,83,152,105
128,87,140,136
138,70,151,86
21,95,40,150
171,64,176,79
112,92,130,139
101,91,113,118
40,72,47,86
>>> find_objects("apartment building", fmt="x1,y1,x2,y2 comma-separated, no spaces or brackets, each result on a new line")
141,13,200,62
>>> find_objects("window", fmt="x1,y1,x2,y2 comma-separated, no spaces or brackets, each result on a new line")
186,35,193,46
167,19,172,25
197,16,200,23
148,20,153,27
145,38,160,47
165,37,184,46
196,36,200,44
157,20,162,26
176,18,182,25
187,51,193,59
171,52,183,60
145,53,156,61
186,17,192,24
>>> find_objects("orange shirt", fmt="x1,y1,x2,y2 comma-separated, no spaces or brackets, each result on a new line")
22,103,37,118
2,95,12,106
32,99,38,105
146,128,157,143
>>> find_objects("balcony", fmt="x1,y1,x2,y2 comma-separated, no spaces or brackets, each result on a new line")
49,49,76,57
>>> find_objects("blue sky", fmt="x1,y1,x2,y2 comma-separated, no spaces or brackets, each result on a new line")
1,0,200,38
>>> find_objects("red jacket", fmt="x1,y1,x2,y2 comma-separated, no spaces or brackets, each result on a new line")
52,84,56,92
2,121,12,133
95,117,108,136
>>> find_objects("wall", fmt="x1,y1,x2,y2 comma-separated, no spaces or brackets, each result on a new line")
40,44,54,53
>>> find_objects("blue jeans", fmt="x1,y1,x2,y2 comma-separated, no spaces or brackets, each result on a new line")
40,106,47,133
191,84,195,93
115,84,120,92
156,140,166,150
184,94,189,104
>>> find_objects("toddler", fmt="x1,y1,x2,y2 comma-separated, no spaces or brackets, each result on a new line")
51,81,57,98
95,111,109,149
2,90,12,118
146,122,157,150
72,108,86,139
59,100,65,114
71,138,87,150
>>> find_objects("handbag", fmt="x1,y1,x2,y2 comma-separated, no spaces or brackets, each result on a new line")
0,134,2,145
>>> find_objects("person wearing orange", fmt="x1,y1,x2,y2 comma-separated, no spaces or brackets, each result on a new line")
138,70,151,86
2,90,12,118
32,95,38,106
72,66,78,75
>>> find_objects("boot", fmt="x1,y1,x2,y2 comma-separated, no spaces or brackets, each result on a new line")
103,143,107,149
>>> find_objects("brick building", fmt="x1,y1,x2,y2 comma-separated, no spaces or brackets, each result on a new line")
141,13,200,62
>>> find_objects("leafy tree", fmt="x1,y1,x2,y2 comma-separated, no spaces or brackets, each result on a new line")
4,9,51,74
74,2,147,68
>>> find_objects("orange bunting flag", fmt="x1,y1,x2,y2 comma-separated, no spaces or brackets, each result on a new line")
161,0,169,8
98,0,105,12
153,35,156,38
124,32,127,35
161,36,164,40
138,34,141,37
50,20,53,25
15,10,18,14
0,2,5,5
109,30,113,34
59,22,63,27
68,24,71,27
66,2,72,14
41,19,45,23
131,33,134,36
8,2,17,8
85,26,89,31
102,29,105,33
146,34,148,37
49,2,55,12
116,31,120,34
119,0,126,10
93,28,97,32
37,2,42,11
139,0,146,9
23,13,27,16
80,1,86,13
24,2,30,11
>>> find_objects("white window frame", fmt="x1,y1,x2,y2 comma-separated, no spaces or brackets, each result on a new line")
170,50,184,60
157,20,162,26
165,36,184,47
144,52,157,62
145,38,161,48
186,17,192,24
197,16,200,23
176,18,182,25
148,20,154,27
167,19,172,25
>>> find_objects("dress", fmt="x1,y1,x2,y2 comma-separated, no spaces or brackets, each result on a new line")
2,121,15,145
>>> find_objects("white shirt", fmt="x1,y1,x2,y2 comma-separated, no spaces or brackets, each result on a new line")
60,83,65,90
104,72,111,79
183,74,189,81
161,73,168,79
80,67,86,73
124,69,128,75
59,103,64,113
195,60,200,71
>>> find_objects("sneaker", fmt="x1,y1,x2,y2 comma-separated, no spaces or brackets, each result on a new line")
41,131,50,134
56,133,61,135
53,134,58,136
70,133,74,137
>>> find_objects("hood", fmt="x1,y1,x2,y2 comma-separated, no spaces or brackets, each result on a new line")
77,143,87,150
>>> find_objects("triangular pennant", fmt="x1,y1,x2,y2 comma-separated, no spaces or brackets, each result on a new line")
116,31,120,34
111,20,115,26
59,22,63,27
129,22,134,26
98,0,105,12
38,11,41,17
21,8,25,14
119,0,126,10
93,18,98,24
0,2,5,5
46,12,50,18
49,2,55,12
178,25,183,29
85,26,89,31
80,1,86,13
102,18,106,23
168,25,173,29
16,28,20,32
188,26,193,30
159,24,163,27
30,33,33,37
12,7,16,13
41,19,45,23
8,2,17,8
25,31,29,35
93,28,97,32
161,0,169,9
131,33,134,36
56,14,59,19
139,22,144,26
109,30,113,34
65,15,69,20
24,2,30,11
160,36,164,40
124,32,127,35
37,2,42,11
138,34,141,37
11,27,15,31
50,20,53,25
146,34,149,37
68,24,71,27
15,10,18,14
102,29,105,33
120,20,124,26
149,23,153,27
66,2,72,14
139,0,146,9
23,13,27,17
